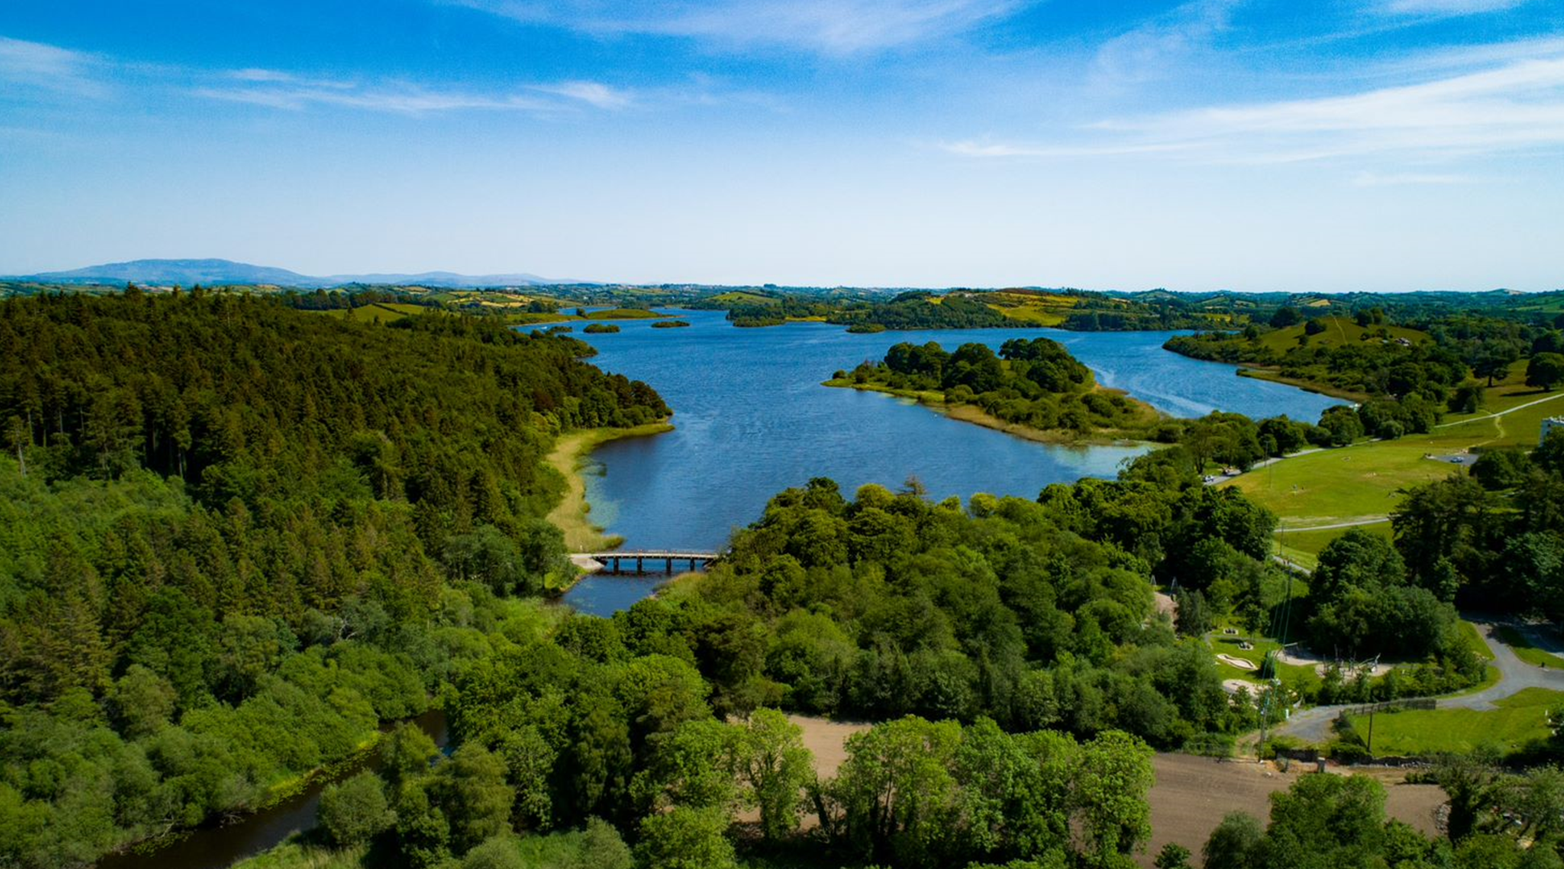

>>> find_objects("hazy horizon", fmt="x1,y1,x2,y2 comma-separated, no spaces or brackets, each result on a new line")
3,2,1562,292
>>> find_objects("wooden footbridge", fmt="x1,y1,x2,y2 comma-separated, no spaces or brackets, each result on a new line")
570,550,722,575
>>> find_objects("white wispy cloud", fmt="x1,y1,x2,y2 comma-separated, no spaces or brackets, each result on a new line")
199,67,633,115
0,35,105,96
1352,170,1476,186
530,80,631,109
949,44,1564,166
194,81,562,114
452,0,1024,55
1376,0,1533,17
1091,0,1242,87
938,139,1195,158
0,38,634,118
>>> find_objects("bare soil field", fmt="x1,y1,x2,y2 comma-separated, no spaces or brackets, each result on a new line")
789,714,871,779
1145,755,1443,866
786,717,1446,867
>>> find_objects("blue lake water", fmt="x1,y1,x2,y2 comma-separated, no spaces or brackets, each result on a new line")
561,310,1341,615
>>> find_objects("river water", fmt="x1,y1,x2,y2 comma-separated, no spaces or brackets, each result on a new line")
561,310,1340,615
95,710,448,869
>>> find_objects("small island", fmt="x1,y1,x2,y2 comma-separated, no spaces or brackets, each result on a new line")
650,319,692,329
826,337,1163,443
582,322,621,334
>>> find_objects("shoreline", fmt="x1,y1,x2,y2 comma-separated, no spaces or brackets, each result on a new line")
1232,366,1366,403
544,421,674,556
822,379,1155,447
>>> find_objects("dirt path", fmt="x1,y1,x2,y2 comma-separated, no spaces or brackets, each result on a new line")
1277,516,1390,532
1435,392,1564,429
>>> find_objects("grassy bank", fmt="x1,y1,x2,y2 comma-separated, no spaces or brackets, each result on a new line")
822,378,1157,447
545,422,673,552
1495,626,1564,670
1235,367,1369,402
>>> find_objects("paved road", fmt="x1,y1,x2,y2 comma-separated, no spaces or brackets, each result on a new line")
1273,621,1564,744
1278,517,1390,532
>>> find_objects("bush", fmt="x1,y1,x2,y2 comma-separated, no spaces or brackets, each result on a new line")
1471,449,1531,490
635,806,737,869
319,771,393,847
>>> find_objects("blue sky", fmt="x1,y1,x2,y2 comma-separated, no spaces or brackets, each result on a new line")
1,1,1561,291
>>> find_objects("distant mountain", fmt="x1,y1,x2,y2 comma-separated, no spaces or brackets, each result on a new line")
8,258,574,288
325,270,561,288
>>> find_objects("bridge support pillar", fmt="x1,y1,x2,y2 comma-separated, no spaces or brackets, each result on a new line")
636,556,644,573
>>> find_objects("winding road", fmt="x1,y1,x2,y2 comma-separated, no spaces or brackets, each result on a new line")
1273,621,1564,744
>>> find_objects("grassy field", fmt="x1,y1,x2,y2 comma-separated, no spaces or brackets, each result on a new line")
1346,688,1564,756
1254,317,1430,355
544,423,673,552
978,290,1082,326
709,290,780,305
1229,386,1564,532
1496,626,1564,670
1211,632,1323,694
582,307,666,320
1273,522,1392,566
321,302,434,323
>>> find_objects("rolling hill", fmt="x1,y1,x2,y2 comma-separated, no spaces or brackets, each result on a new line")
7,258,576,288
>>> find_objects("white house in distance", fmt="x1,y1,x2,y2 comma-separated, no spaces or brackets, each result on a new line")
1543,417,1564,447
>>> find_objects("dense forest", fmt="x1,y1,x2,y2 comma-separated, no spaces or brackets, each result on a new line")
1385,431,1564,621
834,338,1159,435
0,291,668,865
1163,308,1557,408
3,287,1562,869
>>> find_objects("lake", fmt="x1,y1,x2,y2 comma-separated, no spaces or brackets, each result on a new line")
561,310,1340,615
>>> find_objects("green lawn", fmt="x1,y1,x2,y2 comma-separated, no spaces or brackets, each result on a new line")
320,302,434,324
1273,522,1392,564
1496,626,1564,670
1209,633,1322,694
1255,317,1430,355
709,291,780,305
1460,620,1497,662
1232,440,1467,526
582,307,666,320
1346,688,1564,756
1229,386,1564,528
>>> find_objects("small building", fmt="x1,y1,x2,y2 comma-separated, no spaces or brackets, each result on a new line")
1543,417,1564,447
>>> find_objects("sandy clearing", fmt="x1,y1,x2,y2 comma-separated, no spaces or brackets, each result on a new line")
1153,592,1177,618
1217,654,1259,671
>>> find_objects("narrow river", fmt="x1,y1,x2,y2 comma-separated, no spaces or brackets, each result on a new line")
95,710,448,869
